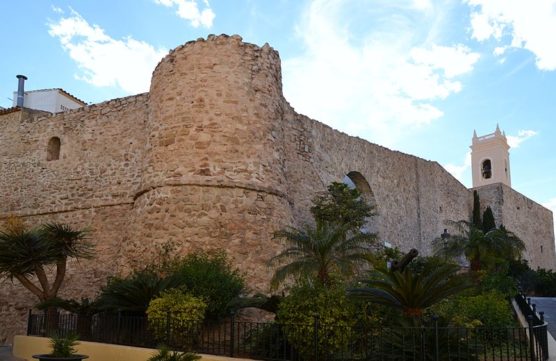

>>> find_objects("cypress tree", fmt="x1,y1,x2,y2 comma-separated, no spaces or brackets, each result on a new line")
472,190,482,229
482,206,496,232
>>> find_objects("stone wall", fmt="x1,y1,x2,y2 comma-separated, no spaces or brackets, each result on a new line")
0,34,554,343
281,110,472,255
476,184,556,270
0,94,148,343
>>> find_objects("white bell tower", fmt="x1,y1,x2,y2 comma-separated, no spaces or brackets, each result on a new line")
470,125,511,188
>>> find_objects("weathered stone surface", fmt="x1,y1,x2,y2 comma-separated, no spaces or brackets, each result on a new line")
0,34,553,343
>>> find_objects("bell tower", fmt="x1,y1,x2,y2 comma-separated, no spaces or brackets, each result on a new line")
470,125,511,188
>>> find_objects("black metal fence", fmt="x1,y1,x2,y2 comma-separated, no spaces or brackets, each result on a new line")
514,293,550,360
28,310,548,361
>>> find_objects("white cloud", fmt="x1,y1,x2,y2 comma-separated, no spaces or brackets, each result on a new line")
51,5,64,14
444,151,472,184
282,0,480,146
48,10,167,94
154,0,215,28
507,129,538,148
411,0,433,11
410,45,480,78
466,0,556,70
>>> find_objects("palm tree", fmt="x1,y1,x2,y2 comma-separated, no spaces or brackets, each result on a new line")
349,263,470,319
0,222,92,302
433,221,525,272
269,222,376,289
492,225,526,261
0,221,92,329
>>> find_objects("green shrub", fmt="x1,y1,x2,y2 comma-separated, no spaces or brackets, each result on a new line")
170,250,244,320
533,269,556,296
98,268,178,314
147,289,206,340
434,291,514,329
277,283,356,360
479,272,518,298
508,260,556,296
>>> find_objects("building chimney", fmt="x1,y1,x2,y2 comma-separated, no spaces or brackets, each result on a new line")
16,75,27,108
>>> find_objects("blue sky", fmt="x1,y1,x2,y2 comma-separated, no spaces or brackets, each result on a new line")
1,0,556,218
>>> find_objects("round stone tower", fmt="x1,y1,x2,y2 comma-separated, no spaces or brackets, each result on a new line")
124,35,293,291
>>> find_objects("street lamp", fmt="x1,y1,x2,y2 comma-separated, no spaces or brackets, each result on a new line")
441,228,450,260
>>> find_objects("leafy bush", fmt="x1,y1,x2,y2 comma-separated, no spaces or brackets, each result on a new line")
147,289,206,347
277,283,357,360
96,249,243,319
170,250,244,320
98,268,178,314
434,291,514,329
508,260,556,296
532,269,556,296
478,267,518,298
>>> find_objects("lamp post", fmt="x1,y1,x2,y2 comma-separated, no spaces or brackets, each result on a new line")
441,229,450,261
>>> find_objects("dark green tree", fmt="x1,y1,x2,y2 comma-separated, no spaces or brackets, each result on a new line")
482,206,496,232
271,182,378,289
472,190,482,230
310,182,375,232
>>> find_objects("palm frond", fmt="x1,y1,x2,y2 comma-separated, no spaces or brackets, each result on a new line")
0,229,52,277
270,221,374,288
40,223,93,260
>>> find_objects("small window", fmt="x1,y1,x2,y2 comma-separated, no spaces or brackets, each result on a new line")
541,245,544,253
482,159,492,179
47,137,61,161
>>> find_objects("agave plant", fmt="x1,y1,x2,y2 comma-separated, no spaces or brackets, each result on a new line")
147,346,200,361
32,333,88,361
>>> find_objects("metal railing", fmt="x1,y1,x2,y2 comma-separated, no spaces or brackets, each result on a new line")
515,293,550,360
28,310,548,361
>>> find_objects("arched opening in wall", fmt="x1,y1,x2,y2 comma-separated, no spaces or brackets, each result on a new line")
343,171,378,235
47,137,61,161
481,159,492,179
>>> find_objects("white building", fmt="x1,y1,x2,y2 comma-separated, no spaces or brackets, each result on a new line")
12,88,86,113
